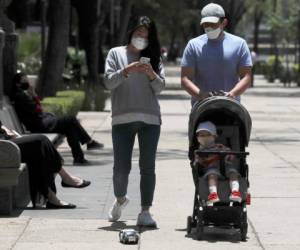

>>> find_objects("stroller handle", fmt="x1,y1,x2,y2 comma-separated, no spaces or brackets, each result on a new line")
194,150,249,158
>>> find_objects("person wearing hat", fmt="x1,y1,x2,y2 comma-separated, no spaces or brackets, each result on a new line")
194,121,242,205
181,3,252,105
104,16,165,227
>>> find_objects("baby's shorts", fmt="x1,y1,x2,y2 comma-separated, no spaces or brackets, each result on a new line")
202,161,240,179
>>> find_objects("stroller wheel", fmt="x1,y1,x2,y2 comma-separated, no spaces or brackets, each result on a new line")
196,221,204,240
240,223,248,241
187,216,193,234
240,208,248,241
196,210,204,240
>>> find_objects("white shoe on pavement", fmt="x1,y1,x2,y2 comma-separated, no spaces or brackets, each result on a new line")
108,197,129,222
136,211,157,227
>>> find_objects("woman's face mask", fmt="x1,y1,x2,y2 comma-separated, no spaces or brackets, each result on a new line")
204,27,222,40
131,36,148,50
197,134,215,148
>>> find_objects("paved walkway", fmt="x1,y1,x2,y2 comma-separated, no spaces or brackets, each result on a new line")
1,66,300,249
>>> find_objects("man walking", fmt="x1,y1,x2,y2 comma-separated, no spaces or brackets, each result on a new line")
181,3,252,104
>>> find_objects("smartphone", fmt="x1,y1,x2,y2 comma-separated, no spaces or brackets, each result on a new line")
140,57,150,64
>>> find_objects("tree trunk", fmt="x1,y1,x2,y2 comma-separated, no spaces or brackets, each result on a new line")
271,0,279,79
72,0,101,85
297,10,300,86
253,8,262,53
38,0,70,97
226,0,246,34
116,0,133,45
167,32,177,62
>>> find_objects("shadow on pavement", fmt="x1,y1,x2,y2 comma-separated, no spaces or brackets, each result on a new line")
158,93,190,100
156,149,188,161
99,221,138,232
184,229,243,243
98,221,158,233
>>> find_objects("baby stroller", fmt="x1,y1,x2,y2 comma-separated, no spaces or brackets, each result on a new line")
186,94,251,241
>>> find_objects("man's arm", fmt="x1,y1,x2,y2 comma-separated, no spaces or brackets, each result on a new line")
181,67,201,98
226,66,252,98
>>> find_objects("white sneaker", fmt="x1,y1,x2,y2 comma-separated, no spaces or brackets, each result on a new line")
136,211,157,227
108,197,129,222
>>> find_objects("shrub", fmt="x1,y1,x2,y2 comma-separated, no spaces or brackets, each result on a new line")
42,90,85,117
17,32,41,62
253,61,267,75
41,99,62,116
17,32,42,75
292,64,300,85
264,55,284,82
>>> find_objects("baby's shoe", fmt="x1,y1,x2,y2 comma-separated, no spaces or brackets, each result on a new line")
207,192,220,206
229,190,242,203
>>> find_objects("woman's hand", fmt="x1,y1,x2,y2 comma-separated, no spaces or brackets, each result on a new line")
1,125,20,139
122,62,142,77
138,62,157,80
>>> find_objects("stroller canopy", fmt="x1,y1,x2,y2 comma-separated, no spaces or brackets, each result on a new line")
189,96,252,147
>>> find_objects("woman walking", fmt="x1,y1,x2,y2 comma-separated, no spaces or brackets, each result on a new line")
104,16,165,227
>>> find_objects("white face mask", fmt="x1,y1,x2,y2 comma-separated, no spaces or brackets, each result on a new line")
131,37,148,50
197,135,215,148
204,27,222,40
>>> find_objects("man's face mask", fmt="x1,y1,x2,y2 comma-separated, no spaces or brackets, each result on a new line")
204,27,222,40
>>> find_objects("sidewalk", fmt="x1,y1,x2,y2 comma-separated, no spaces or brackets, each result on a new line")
164,64,300,96
1,69,300,249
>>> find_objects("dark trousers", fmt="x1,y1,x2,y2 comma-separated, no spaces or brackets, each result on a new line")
11,134,62,206
112,122,160,207
46,115,91,161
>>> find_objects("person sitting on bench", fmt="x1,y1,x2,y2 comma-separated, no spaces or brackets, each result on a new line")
10,72,104,165
1,121,90,209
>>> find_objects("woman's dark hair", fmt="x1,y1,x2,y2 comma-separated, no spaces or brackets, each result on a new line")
13,72,27,86
10,72,27,99
127,16,161,73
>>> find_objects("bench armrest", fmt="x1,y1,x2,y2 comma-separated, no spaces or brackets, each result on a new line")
0,140,21,168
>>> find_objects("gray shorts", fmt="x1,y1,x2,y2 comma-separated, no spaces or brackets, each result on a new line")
202,161,240,179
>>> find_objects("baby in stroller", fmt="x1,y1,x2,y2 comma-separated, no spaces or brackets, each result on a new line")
193,121,242,206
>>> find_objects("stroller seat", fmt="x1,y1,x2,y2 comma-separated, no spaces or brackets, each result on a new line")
216,125,240,151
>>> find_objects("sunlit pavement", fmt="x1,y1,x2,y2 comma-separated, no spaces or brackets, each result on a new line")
1,66,300,249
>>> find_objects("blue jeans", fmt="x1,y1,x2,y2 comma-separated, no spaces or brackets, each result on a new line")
112,122,160,207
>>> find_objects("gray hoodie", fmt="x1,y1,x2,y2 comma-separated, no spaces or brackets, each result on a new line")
104,46,165,125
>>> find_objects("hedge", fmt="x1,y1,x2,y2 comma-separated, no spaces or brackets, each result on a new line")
42,90,85,117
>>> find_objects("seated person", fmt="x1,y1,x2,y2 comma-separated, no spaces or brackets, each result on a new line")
0,121,91,209
10,72,104,165
193,121,242,206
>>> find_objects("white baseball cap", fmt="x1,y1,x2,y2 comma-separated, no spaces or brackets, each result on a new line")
196,121,217,136
200,3,225,25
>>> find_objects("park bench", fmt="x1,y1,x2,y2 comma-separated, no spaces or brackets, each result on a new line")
0,96,65,214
